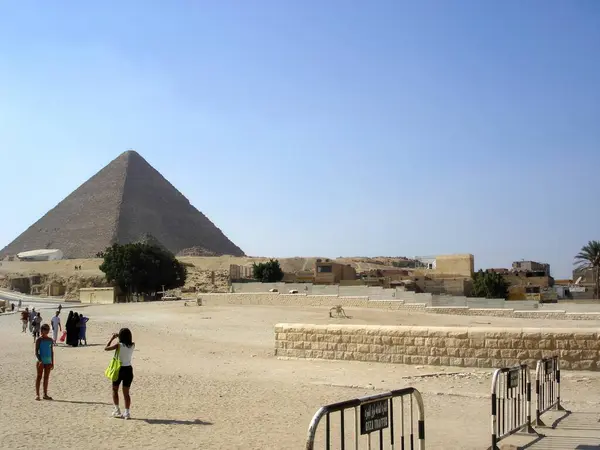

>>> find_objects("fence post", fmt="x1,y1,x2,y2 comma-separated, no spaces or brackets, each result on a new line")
491,365,537,449
535,356,565,427
526,370,535,434
556,358,563,412
491,369,499,449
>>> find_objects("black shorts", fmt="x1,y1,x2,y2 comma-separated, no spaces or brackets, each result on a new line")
113,366,134,388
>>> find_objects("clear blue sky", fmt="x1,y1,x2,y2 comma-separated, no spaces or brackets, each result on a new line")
0,1,598,278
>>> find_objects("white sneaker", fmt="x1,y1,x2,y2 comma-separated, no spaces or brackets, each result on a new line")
122,410,131,420
111,408,122,418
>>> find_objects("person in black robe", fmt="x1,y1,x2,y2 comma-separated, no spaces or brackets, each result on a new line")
65,311,76,346
71,313,80,347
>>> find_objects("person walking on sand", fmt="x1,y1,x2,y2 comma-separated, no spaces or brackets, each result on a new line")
51,311,62,344
72,313,80,347
21,308,29,333
105,328,135,419
32,312,42,342
78,314,89,346
65,311,77,347
35,324,54,401
29,308,36,333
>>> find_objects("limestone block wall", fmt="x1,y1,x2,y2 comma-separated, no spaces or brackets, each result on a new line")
274,324,600,371
201,293,407,309
200,293,600,320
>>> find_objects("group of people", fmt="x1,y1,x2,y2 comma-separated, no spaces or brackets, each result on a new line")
64,310,89,346
20,306,88,346
20,307,43,341
29,308,136,419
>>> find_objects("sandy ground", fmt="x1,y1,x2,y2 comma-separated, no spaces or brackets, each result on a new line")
1,303,600,450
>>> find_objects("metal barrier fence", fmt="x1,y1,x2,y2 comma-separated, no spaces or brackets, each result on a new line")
491,364,535,449
306,387,425,450
535,356,564,426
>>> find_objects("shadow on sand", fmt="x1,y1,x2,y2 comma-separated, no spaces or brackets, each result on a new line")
131,418,213,426
52,399,113,406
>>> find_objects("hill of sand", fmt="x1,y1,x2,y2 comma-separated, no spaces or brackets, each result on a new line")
0,256,404,299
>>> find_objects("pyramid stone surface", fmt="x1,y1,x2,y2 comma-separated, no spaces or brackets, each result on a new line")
0,151,244,259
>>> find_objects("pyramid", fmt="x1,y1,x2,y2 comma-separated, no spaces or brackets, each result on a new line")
0,151,245,259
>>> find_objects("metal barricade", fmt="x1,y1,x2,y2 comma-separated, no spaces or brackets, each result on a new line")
535,356,564,426
306,387,425,450
491,364,535,449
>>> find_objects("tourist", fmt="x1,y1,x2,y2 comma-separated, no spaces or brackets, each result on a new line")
20,308,29,333
65,311,76,346
18,299,22,310
72,313,81,347
105,328,135,419
29,308,36,333
35,323,54,401
32,312,42,342
58,304,62,314
51,311,62,344
78,314,89,346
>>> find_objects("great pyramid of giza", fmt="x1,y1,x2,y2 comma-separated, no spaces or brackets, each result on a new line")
0,151,245,259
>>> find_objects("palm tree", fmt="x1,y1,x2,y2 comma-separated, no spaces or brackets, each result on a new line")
574,240,600,300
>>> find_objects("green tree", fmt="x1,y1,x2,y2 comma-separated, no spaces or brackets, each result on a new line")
574,240,600,300
99,243,187,300
252,259,284,282
471,269,509,299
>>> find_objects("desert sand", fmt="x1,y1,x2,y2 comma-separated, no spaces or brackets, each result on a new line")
1,302,600,450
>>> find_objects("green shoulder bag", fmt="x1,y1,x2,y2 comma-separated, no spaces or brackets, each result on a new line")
105,345,121,381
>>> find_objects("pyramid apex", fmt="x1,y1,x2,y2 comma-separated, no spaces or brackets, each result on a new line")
120,149,141,158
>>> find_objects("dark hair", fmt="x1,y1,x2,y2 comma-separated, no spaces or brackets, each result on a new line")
41,324,50,332
118,328,134,348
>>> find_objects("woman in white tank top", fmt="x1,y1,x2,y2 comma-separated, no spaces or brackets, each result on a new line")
105,328,135,419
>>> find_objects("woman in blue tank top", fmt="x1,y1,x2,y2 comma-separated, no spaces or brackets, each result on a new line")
35,324,54,401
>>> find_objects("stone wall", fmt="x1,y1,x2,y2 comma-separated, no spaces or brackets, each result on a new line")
200,293,600,320
201,293,407,309
274,324,600,371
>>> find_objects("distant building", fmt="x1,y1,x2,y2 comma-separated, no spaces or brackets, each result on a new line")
572,267,598,299
229,264,254,282
512,261,550,276
80,287,116,304
502,261,553,301
314,259,356,284
412,254,475,279
16,249,63,261
413,277,473,296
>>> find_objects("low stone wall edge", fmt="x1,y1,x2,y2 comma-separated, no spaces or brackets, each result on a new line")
274,323,600,371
